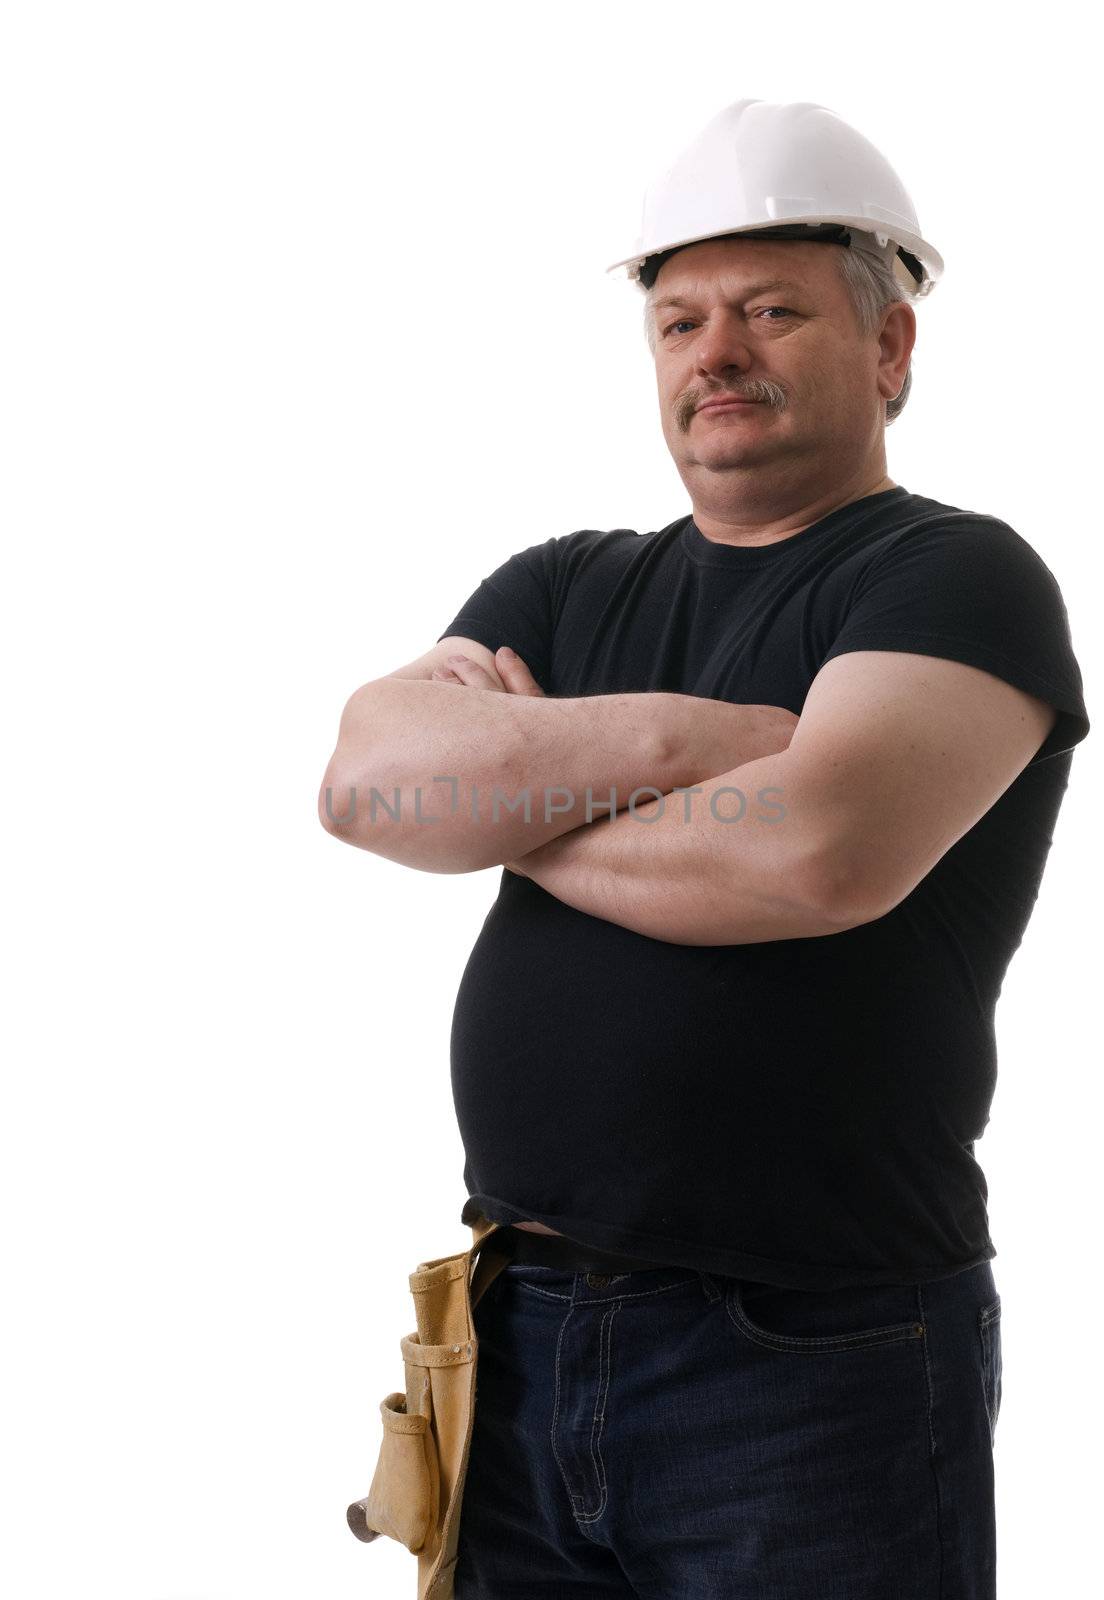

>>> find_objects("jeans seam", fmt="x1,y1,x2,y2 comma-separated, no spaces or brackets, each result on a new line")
918,1281,947,1600
978,1300,1001,1444
574,1300,620,1525
724,1280,927,1352
513,1275,700,1306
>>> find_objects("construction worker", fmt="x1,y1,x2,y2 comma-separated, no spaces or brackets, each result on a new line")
322,98,1088,1597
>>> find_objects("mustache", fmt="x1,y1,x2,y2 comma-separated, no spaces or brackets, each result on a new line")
675,379,787,431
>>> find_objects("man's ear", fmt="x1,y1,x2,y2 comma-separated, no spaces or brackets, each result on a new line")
877,301,915,401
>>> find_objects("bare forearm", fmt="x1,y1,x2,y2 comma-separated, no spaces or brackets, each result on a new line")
511,749,858,945
318,679,792,873
320,680,673,870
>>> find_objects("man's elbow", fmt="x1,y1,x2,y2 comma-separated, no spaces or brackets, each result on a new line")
802,846,890,932
316,759,499,875
318,686,378,838
318,762,357,837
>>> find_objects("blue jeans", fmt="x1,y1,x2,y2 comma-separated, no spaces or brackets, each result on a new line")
454,1257,1002,1597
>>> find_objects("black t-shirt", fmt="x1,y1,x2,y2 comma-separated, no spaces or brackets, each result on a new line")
436,486,1090,1289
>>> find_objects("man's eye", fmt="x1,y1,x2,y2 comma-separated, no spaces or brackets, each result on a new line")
662,307,794,337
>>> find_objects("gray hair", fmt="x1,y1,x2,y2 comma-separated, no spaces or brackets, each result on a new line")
642,243,918,425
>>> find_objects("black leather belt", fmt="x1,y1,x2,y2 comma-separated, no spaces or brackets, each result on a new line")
503,1225,673,1275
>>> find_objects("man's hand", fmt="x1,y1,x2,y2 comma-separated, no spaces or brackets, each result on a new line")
432,646,546,697
504,844,553,878
431,646,546,877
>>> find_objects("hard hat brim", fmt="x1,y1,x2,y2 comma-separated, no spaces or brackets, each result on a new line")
607,216,944,297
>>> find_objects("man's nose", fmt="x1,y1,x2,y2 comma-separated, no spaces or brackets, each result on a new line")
694,312,754,377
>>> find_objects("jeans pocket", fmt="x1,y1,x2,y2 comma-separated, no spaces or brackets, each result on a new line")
725,1278,926,1354
979,1295,1003,1444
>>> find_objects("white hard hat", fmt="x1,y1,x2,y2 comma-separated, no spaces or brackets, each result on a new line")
607,98,943,299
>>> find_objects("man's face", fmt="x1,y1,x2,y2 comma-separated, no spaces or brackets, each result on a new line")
650,237,899,497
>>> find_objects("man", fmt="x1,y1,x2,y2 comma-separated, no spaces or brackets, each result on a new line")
320,99,1088,1597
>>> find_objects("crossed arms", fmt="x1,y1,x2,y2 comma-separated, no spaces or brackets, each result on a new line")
317,634,1057,946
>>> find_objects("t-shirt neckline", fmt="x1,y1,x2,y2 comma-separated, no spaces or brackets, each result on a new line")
681,485,910,568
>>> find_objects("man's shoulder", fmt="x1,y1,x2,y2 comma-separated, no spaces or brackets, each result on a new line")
545,517,687,569
878,490,1061,577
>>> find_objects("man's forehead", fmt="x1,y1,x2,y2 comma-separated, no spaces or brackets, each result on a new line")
651,239,833,307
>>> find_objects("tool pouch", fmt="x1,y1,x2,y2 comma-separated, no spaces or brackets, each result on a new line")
346,1213,512,1598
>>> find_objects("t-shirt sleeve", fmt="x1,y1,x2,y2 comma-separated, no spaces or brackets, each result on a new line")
820,518,1090,767
436,536,559,690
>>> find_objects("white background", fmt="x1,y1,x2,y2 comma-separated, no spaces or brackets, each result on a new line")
3,3,1099,1596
